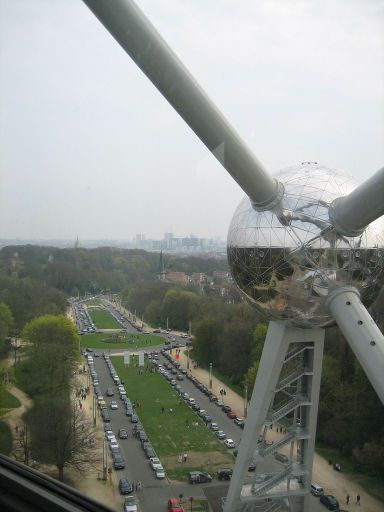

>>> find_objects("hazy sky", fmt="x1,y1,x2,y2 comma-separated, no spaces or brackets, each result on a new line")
1,0,383,241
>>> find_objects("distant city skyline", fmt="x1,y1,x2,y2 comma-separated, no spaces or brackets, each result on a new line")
0,231,227,254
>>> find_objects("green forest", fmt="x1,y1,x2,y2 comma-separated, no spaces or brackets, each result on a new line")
0,244,383,480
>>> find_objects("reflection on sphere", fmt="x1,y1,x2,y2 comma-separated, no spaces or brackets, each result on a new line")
227,163,384,328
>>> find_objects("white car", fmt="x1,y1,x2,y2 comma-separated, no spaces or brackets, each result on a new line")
150,457,162,470
123,496,138,512
110,401,118,410
224,439,236,449
105,432,116,441
209,422,219,431
155,467,166,479
109,440,119,451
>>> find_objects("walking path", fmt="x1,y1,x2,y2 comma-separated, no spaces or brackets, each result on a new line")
171,349,383,512
71,369,121,510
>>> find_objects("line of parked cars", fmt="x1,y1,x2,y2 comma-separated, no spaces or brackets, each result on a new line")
311,483,340,511
158,348,246,452
102,352,166,481
70,298,97,334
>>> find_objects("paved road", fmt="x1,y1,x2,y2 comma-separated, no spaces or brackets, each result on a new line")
93,354,210,512
93,352,327,512
88,302,328,512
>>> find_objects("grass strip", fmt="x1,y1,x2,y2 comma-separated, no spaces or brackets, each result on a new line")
112,356,233,480
88,309,121,329
2,390,21,409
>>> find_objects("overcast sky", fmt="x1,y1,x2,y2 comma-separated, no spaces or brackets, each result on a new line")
0,0,383,242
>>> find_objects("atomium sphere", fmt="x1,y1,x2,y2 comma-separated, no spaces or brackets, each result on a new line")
227,162,384,328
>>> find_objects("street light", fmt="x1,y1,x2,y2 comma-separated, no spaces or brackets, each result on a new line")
93,395,97,426
244,385,248,418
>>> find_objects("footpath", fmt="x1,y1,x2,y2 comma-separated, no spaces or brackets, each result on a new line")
171,349,383,512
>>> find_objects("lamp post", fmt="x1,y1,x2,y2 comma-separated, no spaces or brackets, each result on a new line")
209,363,213,389
93,395,97,426
102,438,107,480
244,385,248,418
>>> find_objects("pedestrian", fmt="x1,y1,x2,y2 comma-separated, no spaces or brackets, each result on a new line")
137,480,141,491
183,452,187,462
15,425,18,433
178,454,182,463
346,494,350,505
161,406,165,413
356,494,360,505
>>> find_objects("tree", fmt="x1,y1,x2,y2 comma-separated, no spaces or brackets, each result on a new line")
243,324,267,391
193,318,222,364
21,315,79,396
162,289,200,331
26,396,100,481
0,301,13,353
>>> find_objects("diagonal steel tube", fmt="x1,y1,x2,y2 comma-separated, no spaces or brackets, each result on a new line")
82,0,282,209
329,166,384,236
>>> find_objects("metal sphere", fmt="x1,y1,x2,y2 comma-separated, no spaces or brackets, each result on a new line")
227,163,384,328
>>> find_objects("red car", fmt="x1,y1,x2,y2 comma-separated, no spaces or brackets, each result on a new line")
168,498,184,512
227,410,236,419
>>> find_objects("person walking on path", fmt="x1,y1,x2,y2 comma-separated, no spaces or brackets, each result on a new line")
183,452,187,462
346,494,350,505
356,494,361,505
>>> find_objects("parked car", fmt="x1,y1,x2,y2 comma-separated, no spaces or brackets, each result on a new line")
106,388,114,397
224,439,235,449
109,440,119,451
110,401,118,410
130,414,138,423
155,467,166,479
319,495,339,511
123,496,138,512
215,430,226,440
145,447,156,459
118,428,128,439
113,454,125,470
118,478,133,495
188,471,212,484
150,457,163,470
274,452,289,464
217,468,233,481
101,410,110,422
311,483,324,497
234,417,245,427
167,497,184,512
209,422,219,431
227,411,237,419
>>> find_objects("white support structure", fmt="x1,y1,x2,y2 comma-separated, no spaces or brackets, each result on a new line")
223,322,324,512
326,287,384,405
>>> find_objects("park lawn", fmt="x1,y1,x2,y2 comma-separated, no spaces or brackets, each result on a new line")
80,332,163,350
2,390,21,409
84,298,102,306
113,357,234,480
88,308,121,329
0,420,12,455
